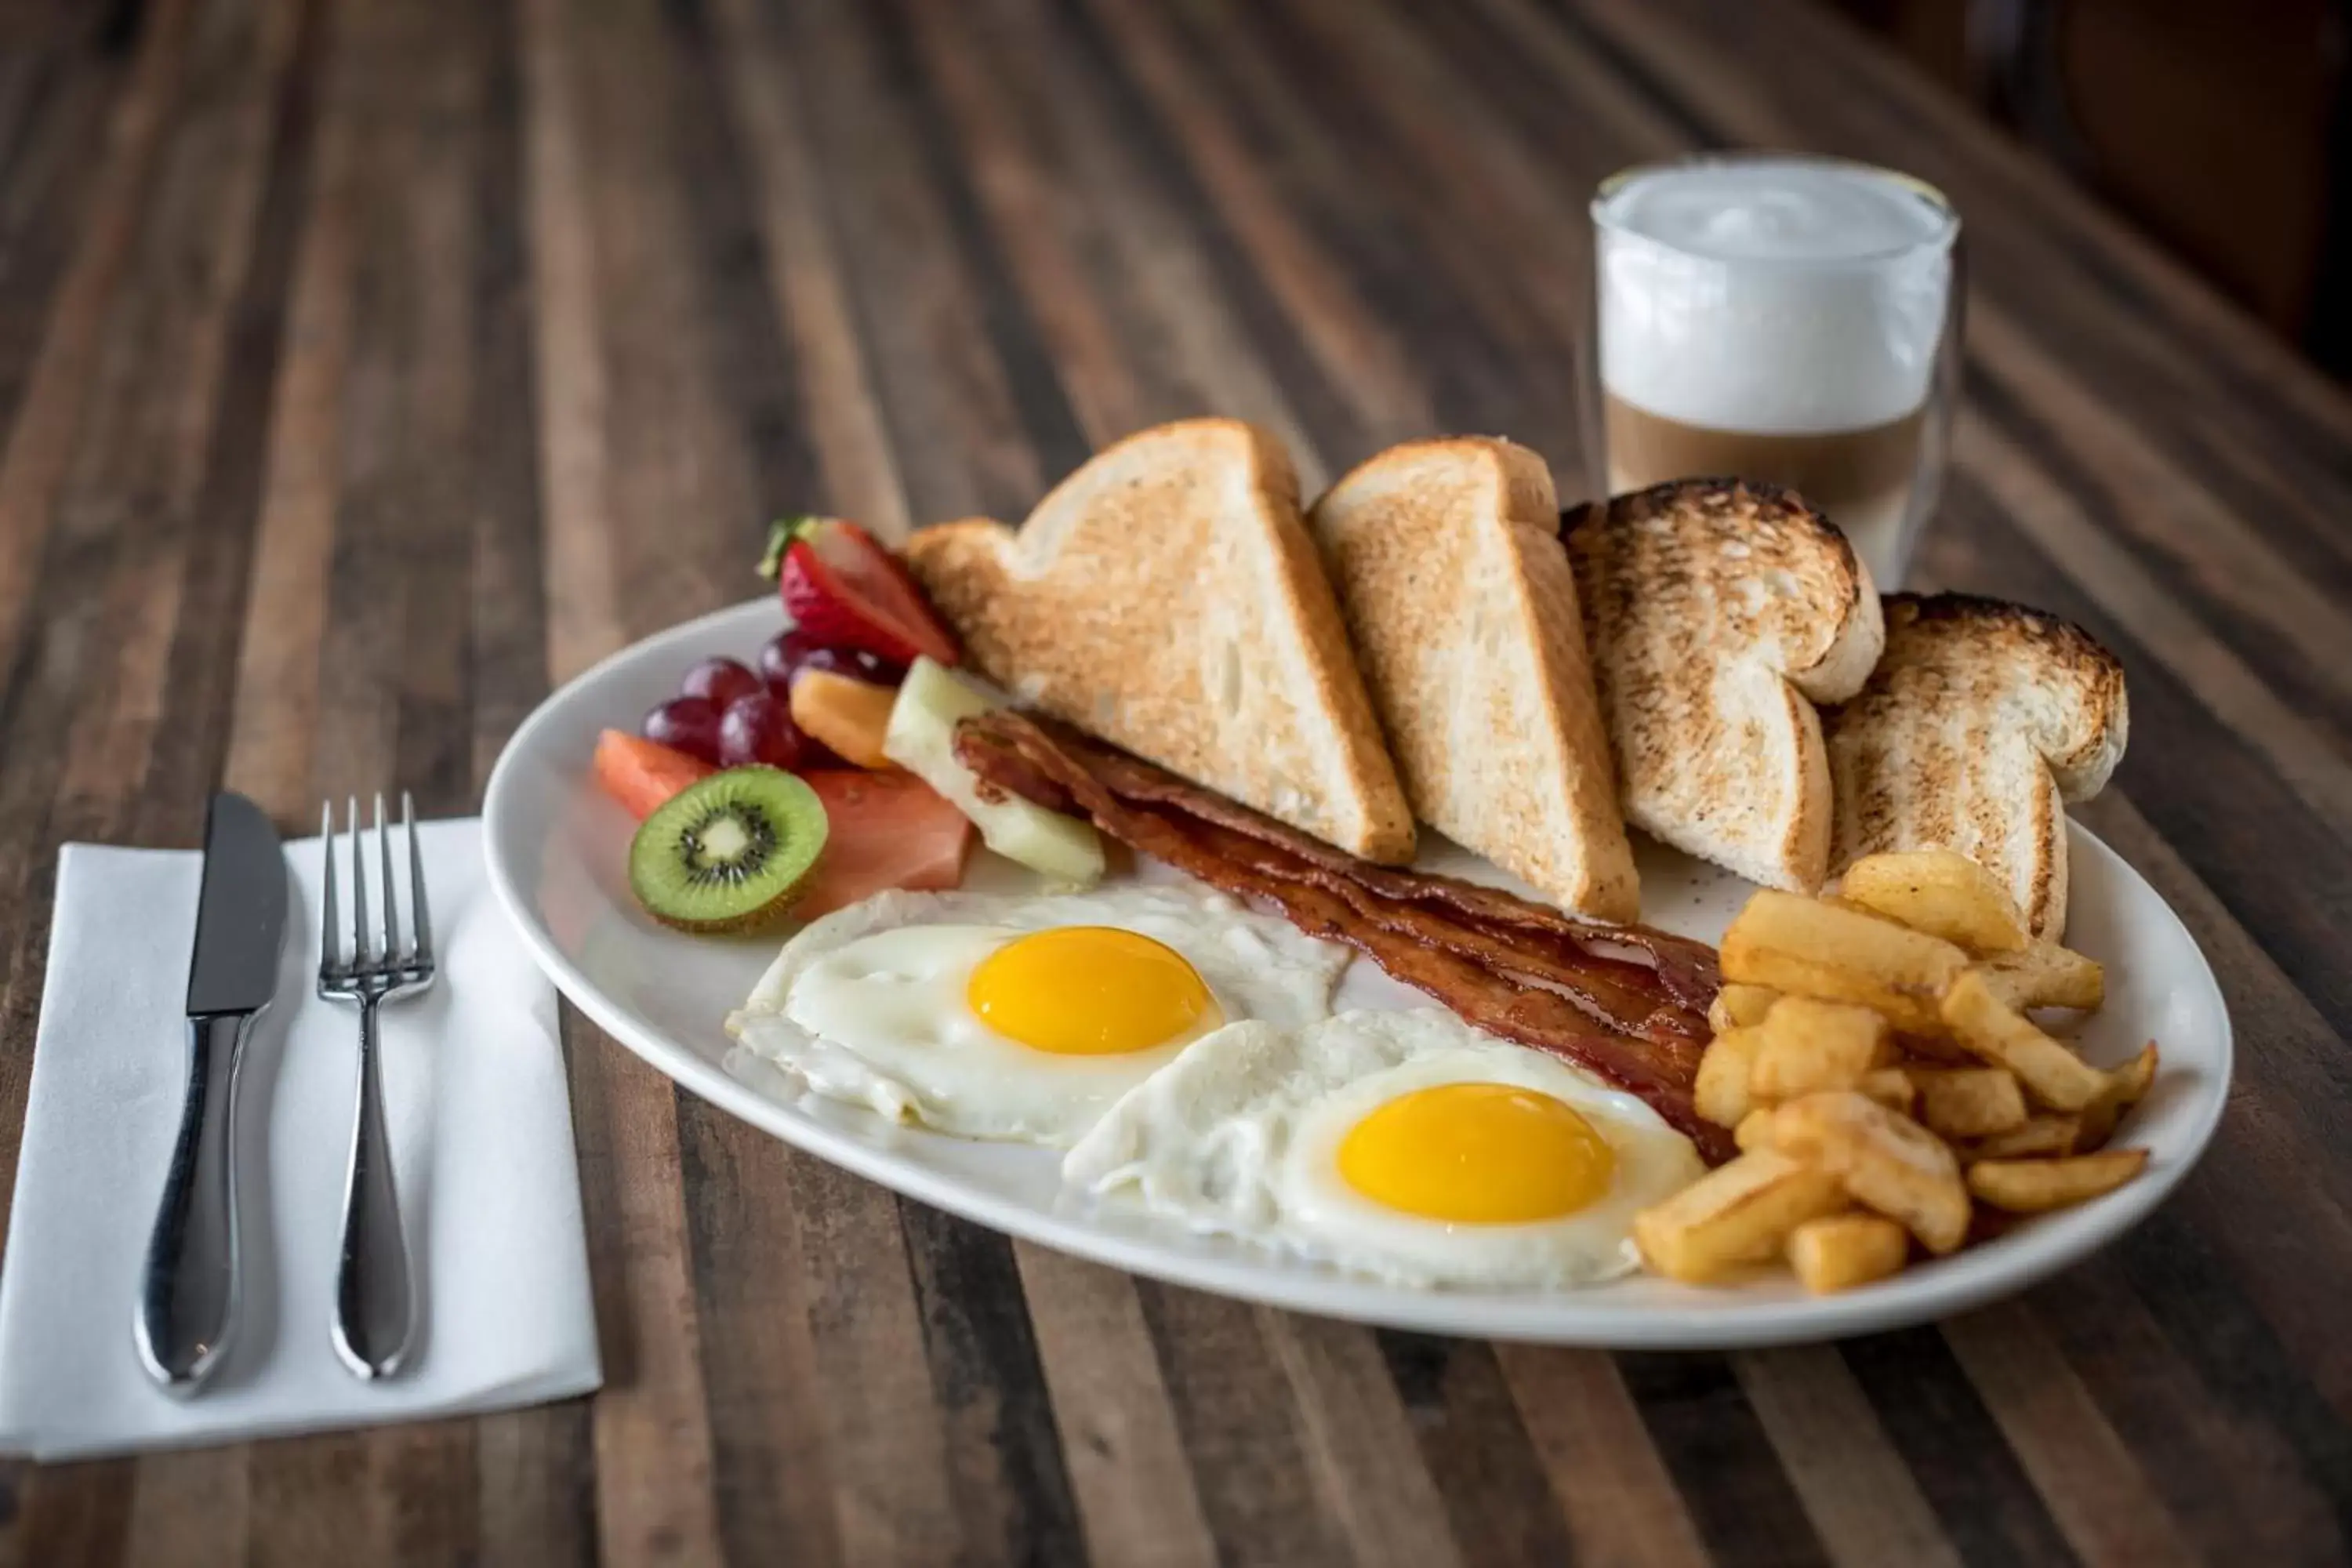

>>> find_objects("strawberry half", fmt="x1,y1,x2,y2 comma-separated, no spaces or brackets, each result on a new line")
759,515,960,667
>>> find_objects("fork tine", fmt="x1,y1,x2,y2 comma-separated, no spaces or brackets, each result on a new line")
404,792,432,969
348,795,369,968
320,800,339,974
375,793,398,964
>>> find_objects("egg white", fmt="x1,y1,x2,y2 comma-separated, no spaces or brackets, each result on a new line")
1062,1008,1705,1288
724,885,1351,1145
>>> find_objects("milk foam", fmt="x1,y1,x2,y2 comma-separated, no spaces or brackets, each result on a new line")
1596,158,1955,435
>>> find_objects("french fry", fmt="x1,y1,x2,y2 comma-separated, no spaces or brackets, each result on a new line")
1695,1027,1764,1129
1858,1067,1918,1113
1911,1067,2029,1139
1838,850,2030,954
1786,1213,1911,1294
1632,1151,1849,1283
1708,983,1780,1035
1721,891,1969,1035
1939,971,2111,1112
1641,885,2164,1294
2106,1041,2160,1106
1892,1029,1977,1066
1967,1114,2080,1161
1748,997,1893,1102
1967,1149,2150,1212
1973,942,2105,1012
1769,1091,1973,1254
2075,1042,2159,1151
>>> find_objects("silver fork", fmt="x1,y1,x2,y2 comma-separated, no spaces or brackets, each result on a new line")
317,793,434,1380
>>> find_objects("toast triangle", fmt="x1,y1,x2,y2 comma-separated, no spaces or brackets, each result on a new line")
1309,437,1639,920
1826,592,2128,938
1563,479,1884,891
902,419,1416,862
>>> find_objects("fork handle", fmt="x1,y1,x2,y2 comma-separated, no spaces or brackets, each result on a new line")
333,997,413,1379
136,1011,256,1392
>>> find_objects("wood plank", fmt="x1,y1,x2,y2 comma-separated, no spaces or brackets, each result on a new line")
1614,1351,1832,1567
2025,1252,2349,1564
670,1094,844,1567
1733,1347,1958,1568
1836,1329,2079,1563
1137,1283,1354,1566
567,1040,725,1566
1377,1334,1581,1568
897,1204,1087,1566
219,0,356,818
1014,1243,1218,1568
123,1446,248,1567
906,0,1323,476
1941,1304,2198,1566
772,0,1055,523
1080,0,1430,454
1258,1312,1462,1568
706,0,910,539
517,0,615,684
1494,1345,1711,1568
773,1155,964,1566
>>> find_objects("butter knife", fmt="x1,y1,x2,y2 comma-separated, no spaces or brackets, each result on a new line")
135,793,287,1392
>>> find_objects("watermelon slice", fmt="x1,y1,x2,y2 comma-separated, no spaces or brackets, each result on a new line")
593,729,717,820
797,768,975,919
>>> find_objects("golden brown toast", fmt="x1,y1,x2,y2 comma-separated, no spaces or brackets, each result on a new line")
1826,593,2128,938
1309,437,1639,920
1563,479,1884,891
903,419,1416,862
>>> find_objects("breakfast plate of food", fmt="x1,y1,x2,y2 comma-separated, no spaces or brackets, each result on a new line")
481,419,2230,1347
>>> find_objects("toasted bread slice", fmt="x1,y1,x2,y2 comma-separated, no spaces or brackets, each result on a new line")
902,419,1415,862
1563,479,1883,891
1826,593,2127,938
1308,438,1639,920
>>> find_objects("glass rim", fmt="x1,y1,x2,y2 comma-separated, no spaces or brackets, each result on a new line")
1592,151,1959,268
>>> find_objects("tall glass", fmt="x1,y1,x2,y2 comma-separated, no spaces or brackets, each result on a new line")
1581,153,1963,589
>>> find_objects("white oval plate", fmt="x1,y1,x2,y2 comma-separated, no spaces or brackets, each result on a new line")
483,598,2231,1348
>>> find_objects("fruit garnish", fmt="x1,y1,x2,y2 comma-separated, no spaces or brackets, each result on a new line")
759,629,904,693
681,655,763,711
883,657,1105,884
758,515,960,668
718,690,829,770
645,695,724,765
629,767,827,932
796,769,976,920
593,729,717,821
788,668,898,769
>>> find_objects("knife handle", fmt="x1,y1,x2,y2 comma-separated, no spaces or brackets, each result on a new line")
136,1011,253,1393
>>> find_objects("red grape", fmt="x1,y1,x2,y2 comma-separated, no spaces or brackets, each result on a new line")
680,655,762,711
644,695,724,764
718,691,821,769
758,630,904,694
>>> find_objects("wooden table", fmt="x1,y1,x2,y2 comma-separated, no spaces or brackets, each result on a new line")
4,0,2350,1560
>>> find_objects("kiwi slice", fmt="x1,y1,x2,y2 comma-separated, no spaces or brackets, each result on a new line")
629,767,827,932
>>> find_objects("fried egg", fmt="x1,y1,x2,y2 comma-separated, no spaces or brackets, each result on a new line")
1063,1008,1705,1287
725,886,1350,1145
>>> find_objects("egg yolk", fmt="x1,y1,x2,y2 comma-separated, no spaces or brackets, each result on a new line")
1337,1083,1615,1223
967,927,1219,1055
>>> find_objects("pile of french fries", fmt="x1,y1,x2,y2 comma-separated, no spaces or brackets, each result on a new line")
1634,849,2159,1295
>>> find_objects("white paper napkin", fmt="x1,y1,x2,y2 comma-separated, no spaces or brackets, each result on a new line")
0,818,601,1460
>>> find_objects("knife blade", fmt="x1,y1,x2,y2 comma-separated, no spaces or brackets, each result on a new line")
136,793,288,1392
184,794,289,1014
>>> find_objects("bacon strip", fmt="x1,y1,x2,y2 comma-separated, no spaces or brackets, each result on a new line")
956,711,1733,1161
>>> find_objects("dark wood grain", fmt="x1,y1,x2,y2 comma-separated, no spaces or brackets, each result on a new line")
5,0,2352,1561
